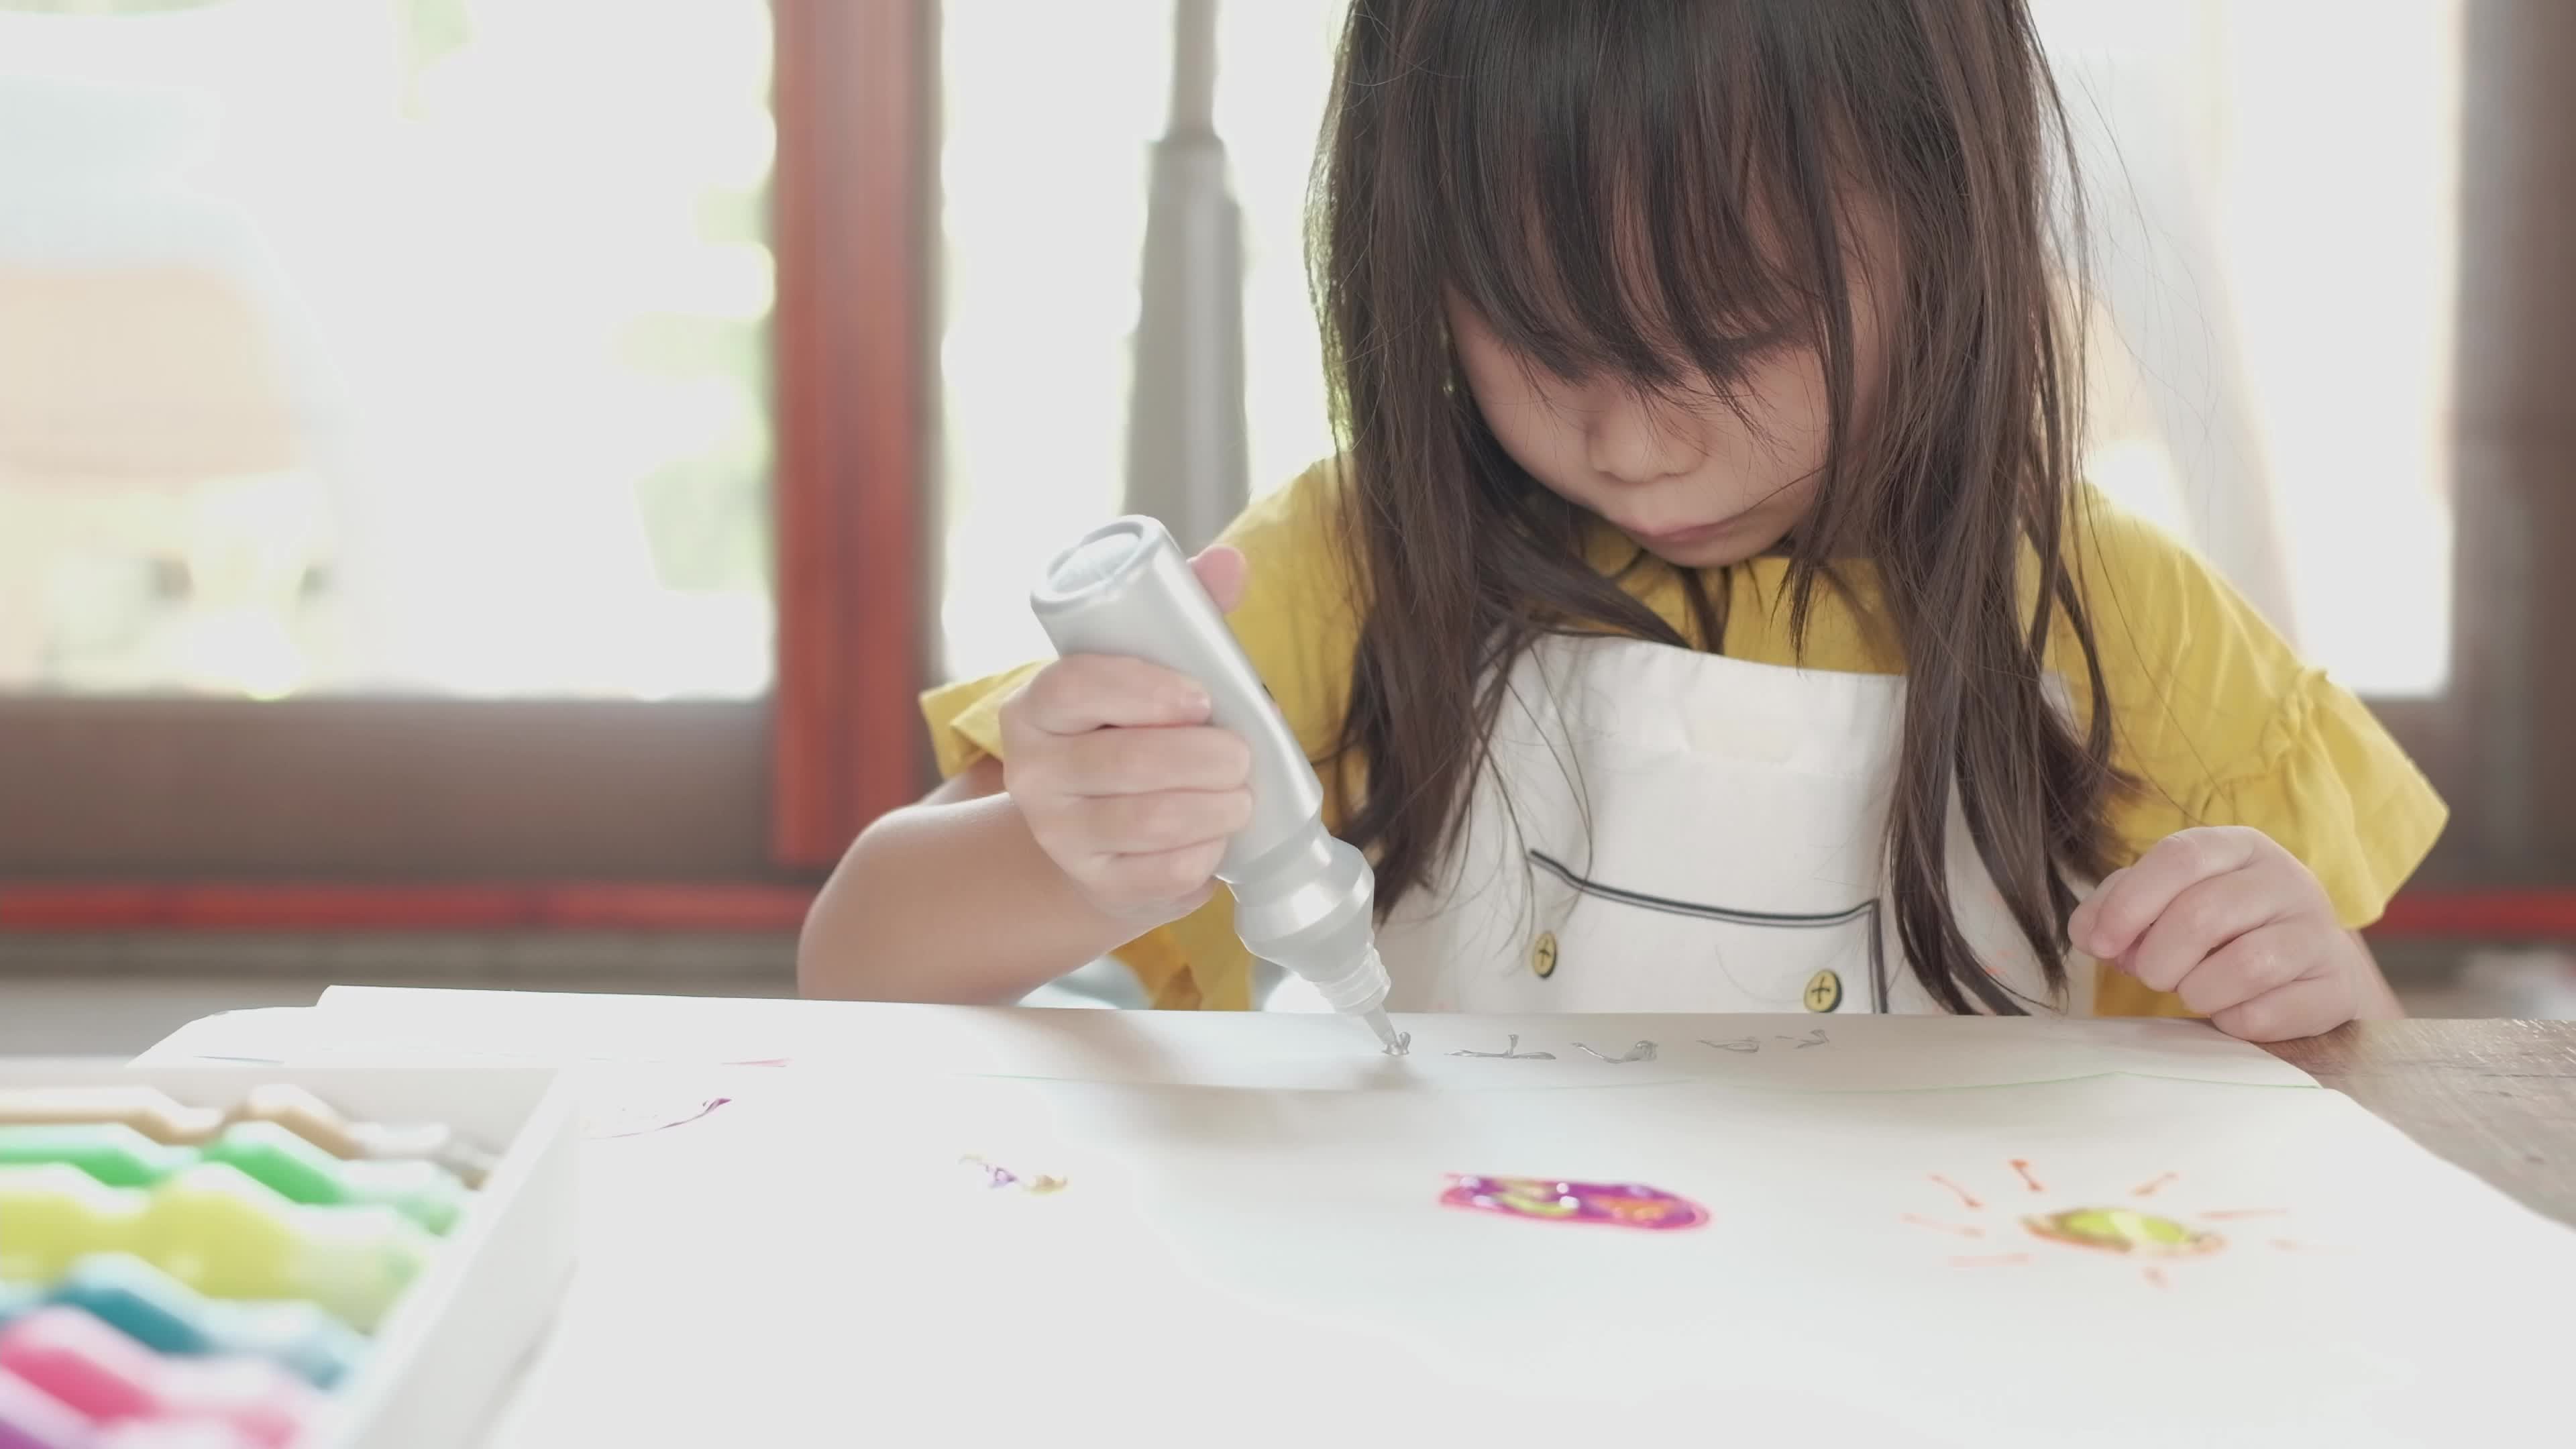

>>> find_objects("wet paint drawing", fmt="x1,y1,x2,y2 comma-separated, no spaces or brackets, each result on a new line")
1911,1162,2302,1285
584,1095,733,1140
962,1155,1068,1195
2024,1208,2226,1258
1571,1040,1658,1063
1690,1029,1827,1055
1440,1175,1709,1231
1439,1031,1828,1060
1449,1034,1556,1060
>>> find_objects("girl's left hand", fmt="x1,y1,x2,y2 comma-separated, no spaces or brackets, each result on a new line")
2067,826,2401,1042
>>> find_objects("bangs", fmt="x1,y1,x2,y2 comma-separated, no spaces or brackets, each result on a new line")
1407,0,1854,394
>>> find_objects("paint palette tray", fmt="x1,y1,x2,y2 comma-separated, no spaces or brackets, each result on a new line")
0,1063,578,1449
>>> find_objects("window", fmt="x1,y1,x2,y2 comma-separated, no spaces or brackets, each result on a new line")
0,0,775,699
0,0,926,910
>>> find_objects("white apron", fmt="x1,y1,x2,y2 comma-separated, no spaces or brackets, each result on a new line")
1374,635,2092,1016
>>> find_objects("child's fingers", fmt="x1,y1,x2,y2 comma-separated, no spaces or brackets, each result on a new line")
2208,973,2350,1044
1087,838,1229,914
2063,867,2115,949
2072,827,2265,960
2169,920,2318,1016
1189,545,1249,614
2063,867,2125,951
1077,788,1255,853
1011,656,1212,736
1053,726,1252,796
2119,867,2290,994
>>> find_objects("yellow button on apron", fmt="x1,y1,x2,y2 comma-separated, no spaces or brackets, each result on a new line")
1530,931,1558,979
1803,969,1843,1012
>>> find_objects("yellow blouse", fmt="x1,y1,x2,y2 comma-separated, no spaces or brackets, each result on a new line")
924,462,2446,1016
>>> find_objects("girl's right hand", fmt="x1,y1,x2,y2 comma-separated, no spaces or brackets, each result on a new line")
998,547,1256,925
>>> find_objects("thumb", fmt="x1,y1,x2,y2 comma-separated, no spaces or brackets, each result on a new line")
1189,545,1249,614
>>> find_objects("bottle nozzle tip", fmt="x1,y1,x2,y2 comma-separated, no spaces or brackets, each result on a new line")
1363,1008,1409,1057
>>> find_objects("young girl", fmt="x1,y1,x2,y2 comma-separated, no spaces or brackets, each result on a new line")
803,0,2443,1042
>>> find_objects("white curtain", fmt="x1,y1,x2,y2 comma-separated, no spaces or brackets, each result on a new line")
2035,0,2461,696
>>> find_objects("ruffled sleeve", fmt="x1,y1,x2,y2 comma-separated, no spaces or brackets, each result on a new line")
2062,489,2448,1016
2109,671,2447,930
920,662,1042,780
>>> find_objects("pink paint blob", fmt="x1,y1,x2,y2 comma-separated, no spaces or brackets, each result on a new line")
1440,1175,1709,1230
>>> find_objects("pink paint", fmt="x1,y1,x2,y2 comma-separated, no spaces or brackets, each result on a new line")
98,1424,260,1449
0,1364,94,1449
0,1308,160,1424
1440,1175,1708,1231
0,1309,313,1448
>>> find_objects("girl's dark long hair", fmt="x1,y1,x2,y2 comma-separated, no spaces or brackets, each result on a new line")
1311,0,2121,1012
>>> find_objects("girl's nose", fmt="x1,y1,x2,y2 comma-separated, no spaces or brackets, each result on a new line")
1583,390,1699,486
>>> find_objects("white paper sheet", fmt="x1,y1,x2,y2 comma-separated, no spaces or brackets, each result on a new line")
292,985,2315,1091
476,1067,2571,1448
140,988,2570,1444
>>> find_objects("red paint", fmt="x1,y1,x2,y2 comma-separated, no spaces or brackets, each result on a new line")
1949,1254,2033,1268
1929,1175,1983,1210
1902,1214,1984,1238
2144,1267,2171,1289
0,882,816,933
2200,1208,2288,1221
2010,1159,2045,1193
2132,1172,2179,1198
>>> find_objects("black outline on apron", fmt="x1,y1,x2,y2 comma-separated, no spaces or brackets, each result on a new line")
1525,851,2037,1017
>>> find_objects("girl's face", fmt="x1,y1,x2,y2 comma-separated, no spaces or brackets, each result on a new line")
1446,214,1892,570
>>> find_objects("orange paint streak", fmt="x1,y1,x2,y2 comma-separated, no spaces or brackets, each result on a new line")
2200,1209,2287,1220
2009,1159,2044,1193
1950,1254,2033,1268
2131,1172,2179,1197
2271,1239,2307,1252
1929,1175,1983,1210
1902,1214,1984,1238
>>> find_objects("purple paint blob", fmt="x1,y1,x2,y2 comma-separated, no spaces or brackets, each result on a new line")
1440,1175,1709,1230
960,1155,1069,1195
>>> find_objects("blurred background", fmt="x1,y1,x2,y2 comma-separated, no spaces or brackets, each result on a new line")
1,0,2570,1053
